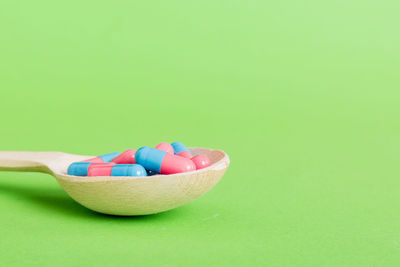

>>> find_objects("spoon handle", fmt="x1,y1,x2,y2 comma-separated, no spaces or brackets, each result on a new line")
0,151,59,173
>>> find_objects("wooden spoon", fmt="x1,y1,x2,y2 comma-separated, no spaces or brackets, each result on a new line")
0,148,230,216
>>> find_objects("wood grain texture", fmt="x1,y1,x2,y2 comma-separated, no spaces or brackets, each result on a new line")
0,148,230,215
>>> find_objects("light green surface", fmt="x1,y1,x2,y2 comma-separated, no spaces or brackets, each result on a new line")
1,0,400,266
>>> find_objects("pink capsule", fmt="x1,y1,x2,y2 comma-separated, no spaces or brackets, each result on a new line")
191,154,211,170
161,154,196,174
87,163,116,176
155,142,174,154
112,149,136,164
177,151,192,159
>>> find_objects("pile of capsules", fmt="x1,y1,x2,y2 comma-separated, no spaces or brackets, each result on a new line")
67,142,211,177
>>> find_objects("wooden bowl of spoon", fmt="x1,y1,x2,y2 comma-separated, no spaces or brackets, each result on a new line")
0,148,230,216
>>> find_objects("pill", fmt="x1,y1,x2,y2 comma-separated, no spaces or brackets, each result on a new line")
191,154,211,170
155,142,174,154
68,162,92,176
171,142,192,159
112,149,136,164
88,163,147,177
136,146,196,174
82,152,120,163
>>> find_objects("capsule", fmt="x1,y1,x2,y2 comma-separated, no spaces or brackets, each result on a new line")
191,154,211,170
136,146,196,174
112,149,136,164
171,142,192,159
82,152,120,163
68,162,92,176
88,163,147,177
155,142,174,154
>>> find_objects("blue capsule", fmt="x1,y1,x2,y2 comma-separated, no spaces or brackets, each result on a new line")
110,164,147,177
67,162,91,176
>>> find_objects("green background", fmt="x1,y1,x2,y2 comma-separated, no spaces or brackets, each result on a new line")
1,0,399,266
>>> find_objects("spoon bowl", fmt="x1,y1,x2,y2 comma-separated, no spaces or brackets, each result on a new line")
0,148,230,215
